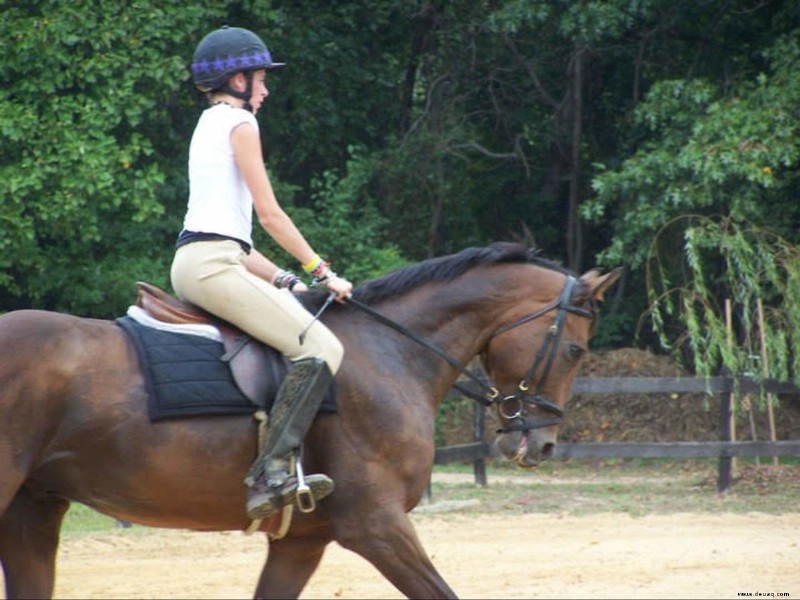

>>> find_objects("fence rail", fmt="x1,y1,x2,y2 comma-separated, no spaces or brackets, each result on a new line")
571,376,800,395
433,376,800,493
435,440,800,462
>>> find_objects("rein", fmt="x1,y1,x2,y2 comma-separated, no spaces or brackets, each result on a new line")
345,296,496,403
344,275,596,433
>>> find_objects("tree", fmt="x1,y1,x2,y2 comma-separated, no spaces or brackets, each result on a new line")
646,216,800,387
3,0,797,359
585,27,800,374
0,1,222,315
0,1,408,316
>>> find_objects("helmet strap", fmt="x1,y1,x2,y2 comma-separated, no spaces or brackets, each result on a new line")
221,71,254,113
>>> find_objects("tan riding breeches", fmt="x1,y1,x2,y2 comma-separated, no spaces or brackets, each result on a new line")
170,240,344,373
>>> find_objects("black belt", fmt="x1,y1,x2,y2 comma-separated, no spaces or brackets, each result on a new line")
175,230,252,254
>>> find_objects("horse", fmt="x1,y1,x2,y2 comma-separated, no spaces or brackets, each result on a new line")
0,242,621,599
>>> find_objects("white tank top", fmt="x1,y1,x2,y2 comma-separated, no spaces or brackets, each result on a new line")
182,103,259,246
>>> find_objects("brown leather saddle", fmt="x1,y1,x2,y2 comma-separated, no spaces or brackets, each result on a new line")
134,281,276,406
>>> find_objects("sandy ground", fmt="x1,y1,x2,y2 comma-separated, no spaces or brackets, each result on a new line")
3,473,799,599
6,509,790,599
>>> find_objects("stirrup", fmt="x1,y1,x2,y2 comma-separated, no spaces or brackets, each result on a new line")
246,474,333,520
295,460,315,513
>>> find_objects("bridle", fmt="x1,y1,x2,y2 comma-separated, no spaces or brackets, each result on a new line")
345,274,596,433
485,275,595,433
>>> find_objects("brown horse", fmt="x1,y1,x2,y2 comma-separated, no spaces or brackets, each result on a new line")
0,242,620,599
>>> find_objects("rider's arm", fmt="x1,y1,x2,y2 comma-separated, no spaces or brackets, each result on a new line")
243,248,308,292
231,123,352,300
231,122,316,265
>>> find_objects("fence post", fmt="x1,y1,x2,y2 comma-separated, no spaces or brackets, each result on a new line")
718,371,733,493
724,299,737,474
473,402,487,486
757,298,779,466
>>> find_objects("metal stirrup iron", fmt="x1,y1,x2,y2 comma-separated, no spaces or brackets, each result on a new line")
294,459,315,513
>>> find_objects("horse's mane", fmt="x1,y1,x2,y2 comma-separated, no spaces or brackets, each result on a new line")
351,242,570,305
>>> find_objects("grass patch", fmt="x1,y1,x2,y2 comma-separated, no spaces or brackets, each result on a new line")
424,458,800,517
62,504,132,537
59,458,799,537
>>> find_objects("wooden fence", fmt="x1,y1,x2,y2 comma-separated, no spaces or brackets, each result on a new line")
433,376,800,493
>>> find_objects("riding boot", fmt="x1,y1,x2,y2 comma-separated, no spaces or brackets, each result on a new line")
244,357,335,520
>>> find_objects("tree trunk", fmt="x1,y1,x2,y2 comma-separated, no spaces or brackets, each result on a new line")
398,2,437,135
566,45,585,272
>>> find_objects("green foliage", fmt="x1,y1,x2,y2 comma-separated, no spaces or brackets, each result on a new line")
435,395,476,447
252,1,411,189
646,216,800,392
586,31,800,270
584,25,800,355
256,147,408,283
0,1,415,315
590,310,637,350
0,1,222,316
1,0,798,358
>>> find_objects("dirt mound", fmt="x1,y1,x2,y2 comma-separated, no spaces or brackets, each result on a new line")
578,347,682,378
563,347,716,442
566,348,800,443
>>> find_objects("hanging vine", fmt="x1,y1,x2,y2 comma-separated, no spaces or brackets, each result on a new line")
644,215,800,403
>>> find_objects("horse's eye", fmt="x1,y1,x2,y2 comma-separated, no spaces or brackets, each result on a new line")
566,343,585,361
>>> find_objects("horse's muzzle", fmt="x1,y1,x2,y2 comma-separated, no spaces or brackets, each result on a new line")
495,428,558,469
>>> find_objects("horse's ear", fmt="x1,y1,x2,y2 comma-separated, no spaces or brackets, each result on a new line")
580,267,623,302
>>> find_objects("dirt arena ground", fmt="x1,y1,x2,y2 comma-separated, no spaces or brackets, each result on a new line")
33,508,798,599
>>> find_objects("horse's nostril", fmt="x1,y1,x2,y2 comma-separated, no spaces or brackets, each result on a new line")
541,442,555,457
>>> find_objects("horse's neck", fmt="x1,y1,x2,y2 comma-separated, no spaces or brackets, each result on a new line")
367,284,499,388
368,263,557,376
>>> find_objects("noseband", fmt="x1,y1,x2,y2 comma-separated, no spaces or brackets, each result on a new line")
346,274,596,434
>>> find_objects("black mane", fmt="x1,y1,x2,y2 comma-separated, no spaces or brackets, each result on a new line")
350,242,570,305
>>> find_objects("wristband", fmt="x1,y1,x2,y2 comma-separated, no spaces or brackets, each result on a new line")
302,254,323,274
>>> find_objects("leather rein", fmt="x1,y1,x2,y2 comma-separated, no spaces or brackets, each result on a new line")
344,275,596,433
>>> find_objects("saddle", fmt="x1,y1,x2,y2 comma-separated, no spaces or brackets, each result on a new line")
134,281,275,407
134,282,302,538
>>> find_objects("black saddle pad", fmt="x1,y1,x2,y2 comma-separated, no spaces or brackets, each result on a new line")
116,316,336,422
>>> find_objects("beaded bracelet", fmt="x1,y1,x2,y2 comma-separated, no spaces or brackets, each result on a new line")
273,269,302,291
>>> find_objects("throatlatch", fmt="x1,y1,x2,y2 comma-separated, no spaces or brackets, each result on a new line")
244,357,334,520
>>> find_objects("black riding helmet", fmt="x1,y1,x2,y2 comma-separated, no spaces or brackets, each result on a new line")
191,26,285,111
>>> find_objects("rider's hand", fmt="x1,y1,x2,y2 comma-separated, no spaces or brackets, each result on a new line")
290,281,309,293
324,275,353,301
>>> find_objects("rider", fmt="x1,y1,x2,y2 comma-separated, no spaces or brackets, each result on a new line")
171,25,352,520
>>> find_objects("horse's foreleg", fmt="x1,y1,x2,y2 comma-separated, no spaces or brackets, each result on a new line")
253,534,328,599
0,487,69,599
335,509,457,599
